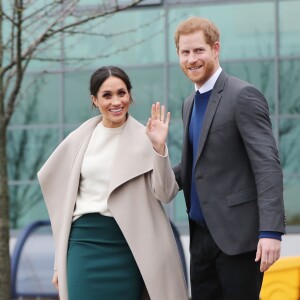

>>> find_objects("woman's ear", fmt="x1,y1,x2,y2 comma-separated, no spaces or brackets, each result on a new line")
91,95,98,108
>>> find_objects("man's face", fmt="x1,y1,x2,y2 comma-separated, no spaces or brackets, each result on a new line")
177,30,220,89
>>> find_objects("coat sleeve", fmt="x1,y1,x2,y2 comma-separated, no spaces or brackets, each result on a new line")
235,85,285,233
150,146,179,203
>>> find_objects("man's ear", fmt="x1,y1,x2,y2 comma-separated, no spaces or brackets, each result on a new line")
213,41,220,56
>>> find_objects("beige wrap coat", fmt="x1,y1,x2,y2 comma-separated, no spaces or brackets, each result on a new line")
37,115,189,300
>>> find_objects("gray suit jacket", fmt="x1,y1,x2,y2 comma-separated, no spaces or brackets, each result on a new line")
174,71,285,255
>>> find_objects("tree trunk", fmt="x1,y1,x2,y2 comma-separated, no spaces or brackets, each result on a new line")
0,119,11,300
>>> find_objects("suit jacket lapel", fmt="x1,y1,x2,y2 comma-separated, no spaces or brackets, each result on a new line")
195,71,228,163
181,93,194,187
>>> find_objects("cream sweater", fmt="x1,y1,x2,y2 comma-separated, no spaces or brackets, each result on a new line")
73,122,124,221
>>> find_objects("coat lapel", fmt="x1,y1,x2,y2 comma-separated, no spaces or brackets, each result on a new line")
195,71,228,163
38,116,101,219
108,116,153,195
39,115,153,214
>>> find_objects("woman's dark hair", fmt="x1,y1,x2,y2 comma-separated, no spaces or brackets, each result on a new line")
90,66,133,106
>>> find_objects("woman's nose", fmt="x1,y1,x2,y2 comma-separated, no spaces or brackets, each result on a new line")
112,96,121,105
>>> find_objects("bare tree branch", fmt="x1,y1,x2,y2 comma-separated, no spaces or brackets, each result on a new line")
1,10,18,26
1,1,146,298
22,1,57,22
4,0,24,126
2,0,142,77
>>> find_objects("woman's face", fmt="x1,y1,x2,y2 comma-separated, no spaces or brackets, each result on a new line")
92,76,131,128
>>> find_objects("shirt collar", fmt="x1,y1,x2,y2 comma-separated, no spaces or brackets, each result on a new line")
195,67,222,94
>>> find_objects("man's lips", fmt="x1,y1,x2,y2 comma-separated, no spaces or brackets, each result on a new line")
188,66,202,71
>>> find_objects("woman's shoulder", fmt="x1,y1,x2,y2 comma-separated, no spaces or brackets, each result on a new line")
67,116,101,138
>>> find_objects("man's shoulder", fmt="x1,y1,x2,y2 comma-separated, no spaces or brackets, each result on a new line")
225,72,255,90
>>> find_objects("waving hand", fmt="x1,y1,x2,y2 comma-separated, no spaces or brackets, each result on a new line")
146,102,170,155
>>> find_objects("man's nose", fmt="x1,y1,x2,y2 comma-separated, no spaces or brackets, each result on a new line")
188,53,198,64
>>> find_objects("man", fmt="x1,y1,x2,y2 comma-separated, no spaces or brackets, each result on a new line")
173,17,285,300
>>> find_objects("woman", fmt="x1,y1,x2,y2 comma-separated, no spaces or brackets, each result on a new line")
38,66,188,300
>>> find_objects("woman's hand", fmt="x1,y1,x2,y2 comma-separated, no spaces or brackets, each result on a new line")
146,102,170,155
52,270,59,291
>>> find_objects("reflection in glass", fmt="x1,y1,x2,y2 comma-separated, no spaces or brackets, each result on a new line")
64,9,165,68
279,118,300,174
169,121,183,165
9,184,49,229
279,60,300,114
279,0,300,56
169,121,185,223
10,74,60,125
279,118,300,225
127,67,164,123
8,127,59,229
284,177,300,226
64,70,98,124
168,65,193,119
7,128,59,181
223,61,275,114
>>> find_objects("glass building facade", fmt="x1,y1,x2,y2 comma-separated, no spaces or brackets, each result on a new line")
7,0,300,233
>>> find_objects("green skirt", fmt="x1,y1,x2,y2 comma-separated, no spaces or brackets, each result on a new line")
67,213,144,300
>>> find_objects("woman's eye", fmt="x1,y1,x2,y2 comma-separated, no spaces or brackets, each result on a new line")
103,93,111,98
118,91,126,96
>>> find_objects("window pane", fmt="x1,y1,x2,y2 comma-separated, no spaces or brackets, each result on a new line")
284,177,300,226
168,65,194,120
279,0,300,56
279,59,300,114
169,120,183,167
64,9,164,68
7,128,59,181
169,120,186,223
10,74,60,125
174,191,187,223
127,67,164,123
64,70,99,124
223,61,276,114
279,117,300,225
2,1,61,71
9,183,49,229
279,118,300,174
77,0,161,5
168,2,275,62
